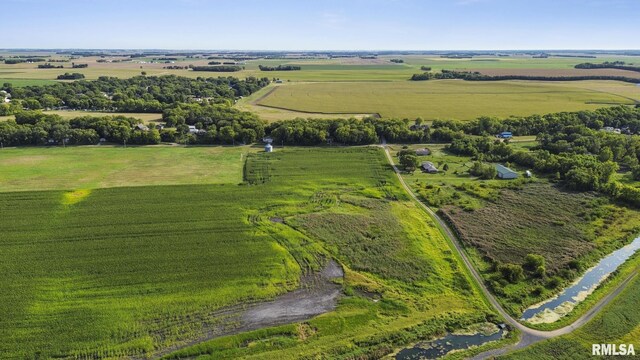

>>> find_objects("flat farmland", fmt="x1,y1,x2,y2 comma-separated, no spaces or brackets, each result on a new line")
255,80,638,120
2,54,639,84
0,146,251,191
0,146,496,359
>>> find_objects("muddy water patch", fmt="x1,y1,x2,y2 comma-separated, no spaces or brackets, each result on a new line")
522,236,640,324
395,323,506,360
156,260,343,357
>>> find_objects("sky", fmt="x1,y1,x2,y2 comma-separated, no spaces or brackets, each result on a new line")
2,0,639,50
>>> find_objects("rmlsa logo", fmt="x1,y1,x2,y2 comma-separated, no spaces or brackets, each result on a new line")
592,344,636,356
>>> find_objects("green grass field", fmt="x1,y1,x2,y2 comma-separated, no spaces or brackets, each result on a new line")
255,80,639,121
0,146,498,359
0,146,250,191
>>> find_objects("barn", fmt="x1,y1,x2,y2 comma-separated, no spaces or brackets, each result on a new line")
496,164,518,179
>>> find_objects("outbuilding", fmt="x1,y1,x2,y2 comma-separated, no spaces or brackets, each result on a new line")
421,161,438,173
497,131,513,139
265,143,273,153
415,148,431,156
496,164,518,179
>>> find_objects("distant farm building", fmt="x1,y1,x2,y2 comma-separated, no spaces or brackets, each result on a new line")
602,126,622,134
496,164,518,179
187,125,198,134
265,143,273,152
262,137,274,144
136,123,149,131
497,131,513,139
415,148,431,156
421,161,438,173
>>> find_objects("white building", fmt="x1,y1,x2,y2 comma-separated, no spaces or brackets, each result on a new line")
265,143,273,152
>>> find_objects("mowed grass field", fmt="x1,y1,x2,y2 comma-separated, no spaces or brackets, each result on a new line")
0,146,250,191
255,80,639,120
0,146,496,359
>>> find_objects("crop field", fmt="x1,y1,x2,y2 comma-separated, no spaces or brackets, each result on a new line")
2,54,637,84
0,146,497,359
502,272,640,359
3,53,640,123
235,85,374,122
396,143,640,317
255,80,638,120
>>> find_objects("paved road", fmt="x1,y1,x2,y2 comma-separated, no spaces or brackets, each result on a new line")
381,145,638,359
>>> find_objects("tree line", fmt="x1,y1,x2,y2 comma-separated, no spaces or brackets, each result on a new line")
1,75,270,113
410,69,640,84
57,73,85,80
4,58,46,64
258,65,301,71
0,111,160,146
37,63,64,69
575,61,640,73
191,66,242,72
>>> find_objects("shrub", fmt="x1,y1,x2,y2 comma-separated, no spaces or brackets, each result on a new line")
498,263,524,283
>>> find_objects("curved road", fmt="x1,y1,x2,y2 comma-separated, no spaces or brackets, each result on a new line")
381,145,639,359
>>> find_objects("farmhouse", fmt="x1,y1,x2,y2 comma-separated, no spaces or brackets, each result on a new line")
415,148,431,156
497,131,512,139
188,125,198,134
421,161,438,173
496,164,518,179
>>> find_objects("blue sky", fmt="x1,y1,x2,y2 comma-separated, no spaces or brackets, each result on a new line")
3,0,639,50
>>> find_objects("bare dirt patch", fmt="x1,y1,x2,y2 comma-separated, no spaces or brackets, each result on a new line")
155,260,343,358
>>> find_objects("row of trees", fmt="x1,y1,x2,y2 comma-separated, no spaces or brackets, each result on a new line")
162,102,266,144
2,75,270,113
410,69,640,84
266,118,377,145
575,61,640,73
431,106,640,137
37,63,64,69
0,112,160,146
191,66,242,72
258,65,301,71
57,73,85,80
4,58,46,64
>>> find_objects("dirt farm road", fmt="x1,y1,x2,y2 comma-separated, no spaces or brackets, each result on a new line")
381,144,639,359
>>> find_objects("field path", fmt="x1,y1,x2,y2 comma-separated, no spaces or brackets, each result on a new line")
380,143,639,359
